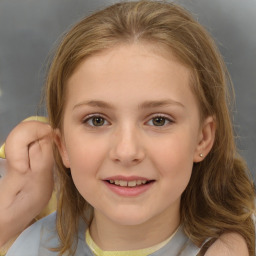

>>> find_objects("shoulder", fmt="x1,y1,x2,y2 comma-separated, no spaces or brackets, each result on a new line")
6,212,92,256
6,212,58,256
205,233,249,256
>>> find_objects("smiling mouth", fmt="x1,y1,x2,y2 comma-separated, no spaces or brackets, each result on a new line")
106,180,153,187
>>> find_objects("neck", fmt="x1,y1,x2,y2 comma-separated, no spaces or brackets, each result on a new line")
89,205,180,251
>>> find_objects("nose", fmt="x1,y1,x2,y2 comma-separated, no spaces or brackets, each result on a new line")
109,125,145,166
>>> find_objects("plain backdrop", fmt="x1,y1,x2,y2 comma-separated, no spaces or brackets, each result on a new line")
0,0,255,178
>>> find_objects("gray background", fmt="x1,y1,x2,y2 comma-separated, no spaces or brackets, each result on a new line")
0,0,255,178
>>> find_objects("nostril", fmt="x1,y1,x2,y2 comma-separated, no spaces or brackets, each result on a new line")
109,137,146,165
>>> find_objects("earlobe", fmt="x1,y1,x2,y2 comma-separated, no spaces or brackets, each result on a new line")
193,116,216,163
54,129,70,168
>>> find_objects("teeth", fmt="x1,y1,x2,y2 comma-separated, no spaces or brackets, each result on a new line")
128,181,136,187
109,180,149,187
119,180,128,187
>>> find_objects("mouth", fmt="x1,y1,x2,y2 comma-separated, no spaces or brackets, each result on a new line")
103,177,155,197
105,179,154,187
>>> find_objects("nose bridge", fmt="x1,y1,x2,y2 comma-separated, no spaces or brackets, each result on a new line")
110,122,145,165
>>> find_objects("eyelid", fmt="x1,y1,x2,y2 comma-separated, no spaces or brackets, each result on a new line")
145,113,174,126
82,113,110,126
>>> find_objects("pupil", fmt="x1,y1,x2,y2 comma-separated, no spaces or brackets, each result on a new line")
153,117,165,126
93,117,104,126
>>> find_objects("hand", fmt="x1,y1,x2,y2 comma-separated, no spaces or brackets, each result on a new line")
0,118,54,246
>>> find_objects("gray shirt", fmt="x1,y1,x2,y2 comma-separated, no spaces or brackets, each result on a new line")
6,212,202,256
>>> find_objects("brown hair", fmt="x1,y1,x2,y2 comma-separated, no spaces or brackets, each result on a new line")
45,1,255,255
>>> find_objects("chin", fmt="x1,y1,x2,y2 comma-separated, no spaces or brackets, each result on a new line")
107,210,152,226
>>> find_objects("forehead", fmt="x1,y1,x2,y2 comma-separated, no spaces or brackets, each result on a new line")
69,41,192,80
65,43,197,111
68,43,191,83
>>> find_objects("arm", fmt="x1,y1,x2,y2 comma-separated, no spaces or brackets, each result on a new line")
0,120,54,247
205,233,249,256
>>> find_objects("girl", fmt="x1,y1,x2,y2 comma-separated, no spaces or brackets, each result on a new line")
6,0,256,255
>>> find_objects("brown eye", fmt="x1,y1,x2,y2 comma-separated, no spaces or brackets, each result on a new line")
92,117,105,126
152,117,166,126
83,115,108,127
147,116,172,127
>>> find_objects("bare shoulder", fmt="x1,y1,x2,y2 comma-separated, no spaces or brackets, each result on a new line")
205,233,249,256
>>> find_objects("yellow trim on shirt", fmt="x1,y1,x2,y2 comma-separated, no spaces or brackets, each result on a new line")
86,228,178,256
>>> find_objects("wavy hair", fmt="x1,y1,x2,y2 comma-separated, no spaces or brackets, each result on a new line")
45,1,255,255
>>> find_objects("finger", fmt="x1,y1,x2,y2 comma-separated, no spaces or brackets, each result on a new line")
29,133,54,175
0,169,25,209
28,135,55,202
0,159,25,210
0,116,49,160
5,121,53,174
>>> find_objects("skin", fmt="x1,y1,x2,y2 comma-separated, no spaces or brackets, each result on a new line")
1,43,248,255
206,233,249,256
0,121,54,247
56,43,216,251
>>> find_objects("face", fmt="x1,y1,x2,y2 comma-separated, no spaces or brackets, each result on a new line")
57,43,211,228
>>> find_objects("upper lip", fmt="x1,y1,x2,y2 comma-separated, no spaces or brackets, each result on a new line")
103,175,151,181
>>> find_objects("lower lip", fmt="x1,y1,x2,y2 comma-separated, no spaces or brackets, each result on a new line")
104,181,154,197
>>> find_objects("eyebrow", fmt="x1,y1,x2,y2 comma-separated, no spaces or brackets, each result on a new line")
138,99,185,109
73,100,115,110
73,99,184,110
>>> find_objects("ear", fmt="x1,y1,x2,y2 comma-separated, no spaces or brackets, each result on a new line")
54,129,70,168
193,116,216,163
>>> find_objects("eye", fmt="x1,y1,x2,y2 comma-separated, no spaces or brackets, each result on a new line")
147,115,173,127
83,115,109,127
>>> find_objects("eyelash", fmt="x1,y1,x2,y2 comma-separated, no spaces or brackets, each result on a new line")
82,114,174,128
146,114,174,127
82,114,109,127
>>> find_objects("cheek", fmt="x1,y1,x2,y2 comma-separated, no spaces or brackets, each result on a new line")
149,133,195,184
152,133,195,165
64,135,108,185
158,145,193,202
67,145,103,202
